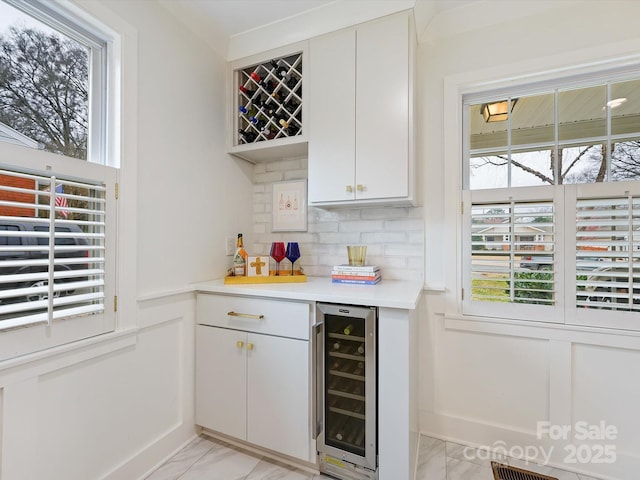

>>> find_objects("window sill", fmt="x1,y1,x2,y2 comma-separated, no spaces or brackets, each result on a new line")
0,327,137,378
443,313,640,348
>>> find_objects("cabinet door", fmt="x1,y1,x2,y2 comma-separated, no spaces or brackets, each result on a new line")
355,14,410,200
195,325,247,439
308,28,356,204
247,332,311,461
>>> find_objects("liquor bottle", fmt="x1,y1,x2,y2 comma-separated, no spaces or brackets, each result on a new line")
238,129,257,143
233,233,248,276
343,324,354,335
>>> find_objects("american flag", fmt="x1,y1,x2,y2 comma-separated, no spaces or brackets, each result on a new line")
55,184,69,218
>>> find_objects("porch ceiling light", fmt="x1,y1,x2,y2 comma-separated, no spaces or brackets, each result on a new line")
481,99,518,123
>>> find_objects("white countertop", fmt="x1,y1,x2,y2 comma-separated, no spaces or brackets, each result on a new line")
193,276,423,310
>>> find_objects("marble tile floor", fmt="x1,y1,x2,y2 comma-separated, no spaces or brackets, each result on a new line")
145,433,605,480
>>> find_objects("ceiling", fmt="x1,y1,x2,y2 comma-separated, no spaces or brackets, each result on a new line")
159,0,484,58
178,0,337,38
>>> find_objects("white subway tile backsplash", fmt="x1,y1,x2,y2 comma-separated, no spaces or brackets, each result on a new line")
338,220,385,232
251,159,424,281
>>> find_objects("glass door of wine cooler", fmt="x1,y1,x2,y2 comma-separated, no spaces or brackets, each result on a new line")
316,303,377,477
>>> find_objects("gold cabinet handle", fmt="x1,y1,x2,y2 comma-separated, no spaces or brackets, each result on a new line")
346,185,353,193
227,311,264,320
236,340,244,349
246,343,254,351
356,184,364,192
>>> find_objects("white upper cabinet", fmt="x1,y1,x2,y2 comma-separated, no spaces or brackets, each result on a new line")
308,11,417,206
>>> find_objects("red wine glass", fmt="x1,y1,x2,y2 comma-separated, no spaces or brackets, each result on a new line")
270,242,286,275
286,242,301,275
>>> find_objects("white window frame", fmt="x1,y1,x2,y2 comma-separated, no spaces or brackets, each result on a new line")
0,0,119,360
445,54,640,331
2,0,112,165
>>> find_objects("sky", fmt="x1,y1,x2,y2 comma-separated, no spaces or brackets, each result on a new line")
0,1,57,35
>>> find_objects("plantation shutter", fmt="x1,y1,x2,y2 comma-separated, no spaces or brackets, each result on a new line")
462,186,562,322
572,190,640,327
0,167,106,330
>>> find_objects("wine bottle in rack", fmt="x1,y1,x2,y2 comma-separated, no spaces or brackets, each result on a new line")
286,76,299,91
270,88,282,102
239,85,256,98
286,124,300,136
284,99,300,114
260,79,276,94
238,129,257,143
250,71,261,82
357,343,365,354
270,59,288,79
333,341,341,351
343,324,354,335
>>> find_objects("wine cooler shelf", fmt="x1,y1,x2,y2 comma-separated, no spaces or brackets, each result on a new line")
236,52,303,145
327,411,366,454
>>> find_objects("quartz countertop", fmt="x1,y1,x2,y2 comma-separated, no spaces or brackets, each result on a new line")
193,276,423,310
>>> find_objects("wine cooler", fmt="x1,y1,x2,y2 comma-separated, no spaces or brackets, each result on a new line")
315,303,378,480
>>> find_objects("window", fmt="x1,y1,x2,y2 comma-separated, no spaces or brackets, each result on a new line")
0,0,108,163
463,68,640,330
0,0,117,361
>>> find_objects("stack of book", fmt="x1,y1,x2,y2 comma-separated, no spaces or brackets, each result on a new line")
331,265,381,285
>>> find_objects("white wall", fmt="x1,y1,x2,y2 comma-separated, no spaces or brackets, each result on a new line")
0,1,254,479
418,2,640,479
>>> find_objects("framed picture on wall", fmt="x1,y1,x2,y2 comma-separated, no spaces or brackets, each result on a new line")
272,179,307,232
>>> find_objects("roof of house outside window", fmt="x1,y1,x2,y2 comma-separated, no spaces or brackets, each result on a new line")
0,122,42,149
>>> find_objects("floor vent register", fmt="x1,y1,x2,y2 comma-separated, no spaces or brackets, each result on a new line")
491,462,559,480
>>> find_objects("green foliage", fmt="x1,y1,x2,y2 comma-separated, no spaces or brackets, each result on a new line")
511,271,554,304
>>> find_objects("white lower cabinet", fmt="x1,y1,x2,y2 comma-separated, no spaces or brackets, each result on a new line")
195,294,312,462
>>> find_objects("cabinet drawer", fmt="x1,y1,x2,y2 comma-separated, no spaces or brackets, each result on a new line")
196,294,310,340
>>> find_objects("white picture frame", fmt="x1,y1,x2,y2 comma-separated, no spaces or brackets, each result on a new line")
272,179,307,232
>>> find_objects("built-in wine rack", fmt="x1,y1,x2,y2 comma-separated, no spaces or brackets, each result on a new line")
235,52,303,146
326,319,367,456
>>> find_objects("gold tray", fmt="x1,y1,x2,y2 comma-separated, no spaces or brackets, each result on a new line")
224,270,306,284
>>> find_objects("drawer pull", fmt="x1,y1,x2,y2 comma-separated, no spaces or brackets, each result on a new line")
247,342,254,351
227,311,264,320
236,340,244,349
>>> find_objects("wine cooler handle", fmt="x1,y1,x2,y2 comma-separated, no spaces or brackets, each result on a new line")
227,311,264,320
312,319,324,440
